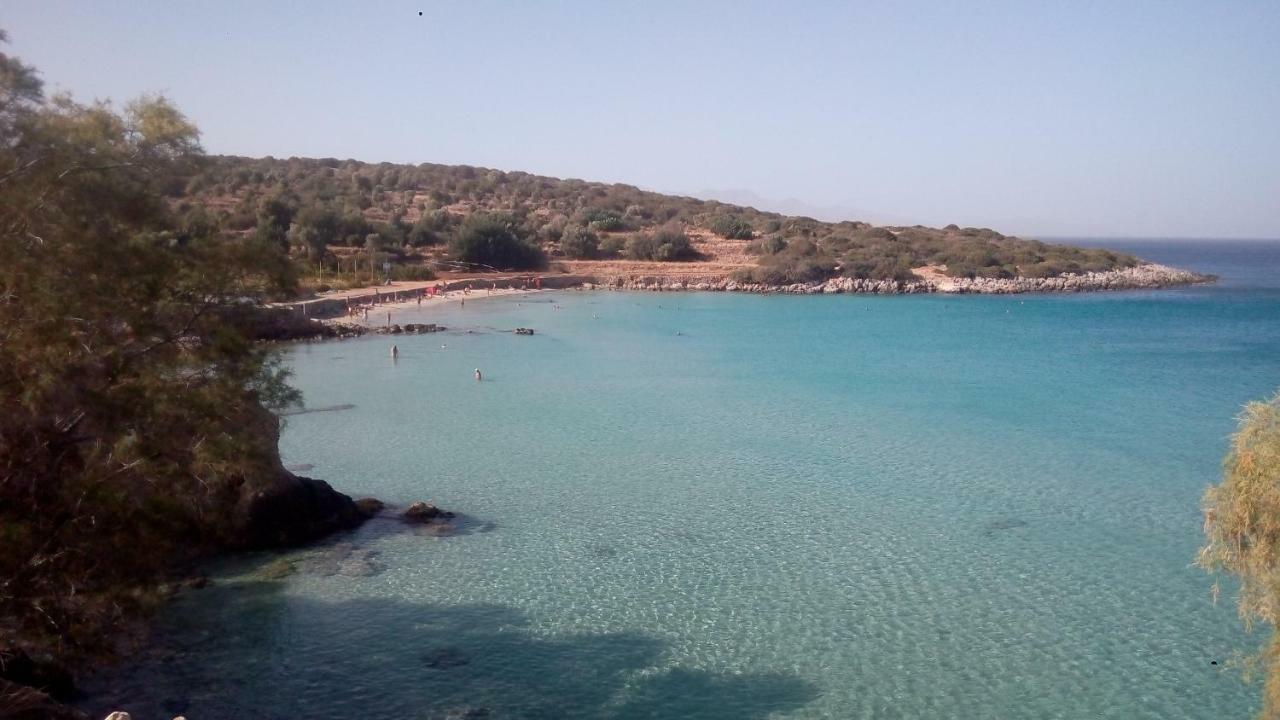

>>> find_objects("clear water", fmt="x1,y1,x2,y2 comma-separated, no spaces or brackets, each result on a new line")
86,240,1280,719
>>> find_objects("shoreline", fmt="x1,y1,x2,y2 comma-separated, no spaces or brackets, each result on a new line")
276,262,1212,327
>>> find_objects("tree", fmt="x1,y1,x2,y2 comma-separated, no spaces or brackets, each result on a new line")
0,36,300,663
1199,390,1280,718
255,195,294,251
560,225,599,259
447,213,546,270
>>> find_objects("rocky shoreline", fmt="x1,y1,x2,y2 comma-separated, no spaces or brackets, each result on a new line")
584,263,1213,295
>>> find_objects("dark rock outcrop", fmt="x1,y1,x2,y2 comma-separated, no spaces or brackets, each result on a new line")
228,474,368,550
0,680,88,720
221,402,374,550
0,649,75,701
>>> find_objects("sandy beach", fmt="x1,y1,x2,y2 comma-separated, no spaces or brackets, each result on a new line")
321,284,542,327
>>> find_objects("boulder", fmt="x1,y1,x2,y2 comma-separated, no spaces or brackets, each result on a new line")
221,403,370,550
402,501,455,524
354,497,386,517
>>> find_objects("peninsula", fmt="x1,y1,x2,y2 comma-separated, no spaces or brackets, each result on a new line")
178,156,1210,298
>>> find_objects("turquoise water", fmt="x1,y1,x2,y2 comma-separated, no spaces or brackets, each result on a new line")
87,241,1280,719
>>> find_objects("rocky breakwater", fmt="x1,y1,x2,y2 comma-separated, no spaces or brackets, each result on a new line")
585,263,1211,296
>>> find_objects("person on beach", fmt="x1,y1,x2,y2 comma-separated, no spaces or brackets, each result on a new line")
474,368,482,382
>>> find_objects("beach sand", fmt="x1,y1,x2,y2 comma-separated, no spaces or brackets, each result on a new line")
328,285,541,327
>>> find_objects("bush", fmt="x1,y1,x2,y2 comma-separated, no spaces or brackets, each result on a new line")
599,235,626,258
409,209,452,246
746,235,788,255
448,213,546,270
735,239,837,284
625,223,698,261
577,208,629,232
708,214,754,239
560,225,599,259
390,264,437,281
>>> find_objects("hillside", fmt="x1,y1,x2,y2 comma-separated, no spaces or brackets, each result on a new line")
172,156,1160,292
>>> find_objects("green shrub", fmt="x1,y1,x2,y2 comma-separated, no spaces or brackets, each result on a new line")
578,208,629,232
448,213,546,270
736,239,838,284
708,214,754,239
560,225,600,259
625,223,697,261
409,209,453,246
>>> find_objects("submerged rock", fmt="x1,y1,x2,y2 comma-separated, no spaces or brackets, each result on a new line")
420,646,470,670
297,542,385,578
256,558,297,580
440,706,491,719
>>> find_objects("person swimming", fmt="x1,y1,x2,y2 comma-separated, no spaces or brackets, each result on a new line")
474,368,482,382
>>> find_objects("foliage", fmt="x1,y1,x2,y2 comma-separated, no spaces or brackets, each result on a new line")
625,223,698,261
708,214,754,239
173,152,1141,280
1199,390,1280,718
0,38,298,663
733,238,838,284
599,235,626,258
447,213,546,270
560,225,600,260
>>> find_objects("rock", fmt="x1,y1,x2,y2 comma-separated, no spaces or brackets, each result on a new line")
514,327,535,335
0,679,87,719
354,497,385,517
223,402,370,550
402,501,455,524
0,648,75,701
336,552,384,577
257,558,297,580
230,473,367,550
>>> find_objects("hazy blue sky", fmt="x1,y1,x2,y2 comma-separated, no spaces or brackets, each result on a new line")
7,1,1278,238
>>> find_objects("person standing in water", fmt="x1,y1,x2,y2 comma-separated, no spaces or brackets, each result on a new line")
474,368,482,382
390,344,398,359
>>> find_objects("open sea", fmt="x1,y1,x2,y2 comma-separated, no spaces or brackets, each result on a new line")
85,239,1280,719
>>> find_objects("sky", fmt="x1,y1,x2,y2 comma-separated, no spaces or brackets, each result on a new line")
6,1,1279,238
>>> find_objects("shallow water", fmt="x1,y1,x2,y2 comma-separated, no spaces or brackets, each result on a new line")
86,240,1280,719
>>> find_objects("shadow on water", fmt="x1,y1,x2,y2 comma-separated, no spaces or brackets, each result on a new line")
80,581,820,720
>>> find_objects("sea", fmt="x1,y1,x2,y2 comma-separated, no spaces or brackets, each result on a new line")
83,239,1280,719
